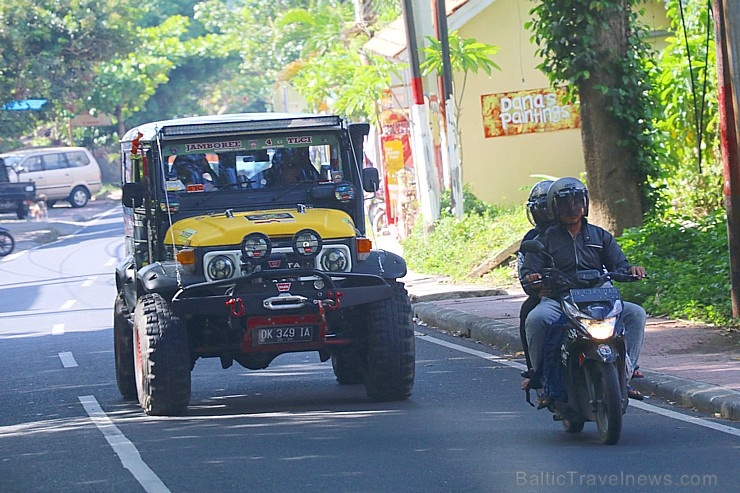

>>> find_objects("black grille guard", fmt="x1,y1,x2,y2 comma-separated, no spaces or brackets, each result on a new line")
171,268,392,317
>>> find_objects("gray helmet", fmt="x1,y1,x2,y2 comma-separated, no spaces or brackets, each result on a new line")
547,177,589,220
526,180,554,227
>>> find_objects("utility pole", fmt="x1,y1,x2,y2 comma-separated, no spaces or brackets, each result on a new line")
434,0,463,220
401,0,440,230
713,0,740,316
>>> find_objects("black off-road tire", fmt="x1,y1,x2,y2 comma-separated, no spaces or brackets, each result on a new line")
363,281,415,401
114,293,137,400
331,348,364,385
133,293,191,415
594,362,622,445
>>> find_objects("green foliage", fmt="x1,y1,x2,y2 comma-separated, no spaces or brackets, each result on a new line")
650,0,721,219
403,191,529,281
527,0,661,212
420,30,500,121
618,211,736,326
0,0,138,141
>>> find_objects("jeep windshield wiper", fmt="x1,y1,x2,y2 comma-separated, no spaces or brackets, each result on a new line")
270,179,318,202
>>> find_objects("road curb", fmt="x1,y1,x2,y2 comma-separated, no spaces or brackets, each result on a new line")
412,301,740,422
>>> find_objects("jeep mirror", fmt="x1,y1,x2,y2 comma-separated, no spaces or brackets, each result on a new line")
361,167,380,193
122,182,145,208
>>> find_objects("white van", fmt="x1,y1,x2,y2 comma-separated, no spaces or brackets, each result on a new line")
0,147,103,207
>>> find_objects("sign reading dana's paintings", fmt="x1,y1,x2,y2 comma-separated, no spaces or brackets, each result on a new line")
480,87,580,138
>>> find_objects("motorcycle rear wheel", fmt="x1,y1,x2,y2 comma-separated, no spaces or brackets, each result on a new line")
594,362,622,445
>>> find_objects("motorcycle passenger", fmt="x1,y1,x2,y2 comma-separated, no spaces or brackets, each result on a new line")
517,180,554,377
519,177,647,402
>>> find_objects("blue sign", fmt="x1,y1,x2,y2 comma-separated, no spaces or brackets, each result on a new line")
2,99,47,111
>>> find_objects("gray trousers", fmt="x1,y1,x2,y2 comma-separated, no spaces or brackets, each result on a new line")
524,297,646,375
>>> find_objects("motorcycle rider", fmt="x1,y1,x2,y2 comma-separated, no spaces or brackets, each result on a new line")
517,180,555,376
519,177,647,402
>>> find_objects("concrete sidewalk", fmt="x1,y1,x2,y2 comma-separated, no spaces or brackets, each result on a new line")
403,269,740,421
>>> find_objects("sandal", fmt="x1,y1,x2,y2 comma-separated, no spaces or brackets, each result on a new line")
632,369,645,379
627,386,644,401
536,395,552,410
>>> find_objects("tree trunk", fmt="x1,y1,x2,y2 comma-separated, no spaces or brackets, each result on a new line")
577,2,644,236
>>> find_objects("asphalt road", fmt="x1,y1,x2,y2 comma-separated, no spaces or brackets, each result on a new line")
0,207,739,492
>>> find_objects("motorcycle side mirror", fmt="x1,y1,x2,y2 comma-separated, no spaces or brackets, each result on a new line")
520,239,545,254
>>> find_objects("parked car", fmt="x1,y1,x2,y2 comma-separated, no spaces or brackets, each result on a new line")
0,157,36,219
0,146,102,207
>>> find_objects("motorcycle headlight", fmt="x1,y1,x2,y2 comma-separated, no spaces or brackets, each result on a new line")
319,247,348,272
207,255,236,280
579,317,617,340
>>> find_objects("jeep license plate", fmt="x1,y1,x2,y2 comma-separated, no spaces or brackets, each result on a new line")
255,326,315,345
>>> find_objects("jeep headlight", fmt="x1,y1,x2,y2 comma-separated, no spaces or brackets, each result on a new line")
293,229,321,257
241,233,271,259
319,247,348,272
207,255,235,280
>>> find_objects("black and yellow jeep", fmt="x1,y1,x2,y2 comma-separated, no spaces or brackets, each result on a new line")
114,113,414,415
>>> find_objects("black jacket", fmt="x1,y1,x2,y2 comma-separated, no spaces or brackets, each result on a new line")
520,218,631,296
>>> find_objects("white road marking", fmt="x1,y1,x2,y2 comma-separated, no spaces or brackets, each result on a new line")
58,352,78,368
52,324,65,335
81,276,97,287
105,258,117,267
79,396,171,493
0,251,25,262
415,331,740,437
60,299,77,310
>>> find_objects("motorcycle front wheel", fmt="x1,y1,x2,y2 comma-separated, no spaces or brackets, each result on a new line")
0,231,15,257
594,362,622,445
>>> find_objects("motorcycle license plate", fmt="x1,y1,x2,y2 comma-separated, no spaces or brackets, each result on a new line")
255,326,315,345
570,287,620,303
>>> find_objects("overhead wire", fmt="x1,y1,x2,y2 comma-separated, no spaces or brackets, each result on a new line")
677,0,713,174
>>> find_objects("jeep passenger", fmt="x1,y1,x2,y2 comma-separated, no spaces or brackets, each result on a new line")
115,113,414,415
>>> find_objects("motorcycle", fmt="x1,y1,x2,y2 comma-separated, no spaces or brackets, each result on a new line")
0,226,15,257
521,239,641,445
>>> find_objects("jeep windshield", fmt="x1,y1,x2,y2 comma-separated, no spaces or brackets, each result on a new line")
159,132,342,196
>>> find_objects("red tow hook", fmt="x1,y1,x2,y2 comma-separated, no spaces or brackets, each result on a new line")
327,291,344,310
226,297,245,317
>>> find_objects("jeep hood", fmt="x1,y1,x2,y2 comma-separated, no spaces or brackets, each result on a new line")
165,207,356,247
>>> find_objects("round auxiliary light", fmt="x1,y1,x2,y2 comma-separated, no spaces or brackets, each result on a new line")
334,183,355,203
207,255,236,280
241,232,271,259
292,229,322,257
320,248,348,272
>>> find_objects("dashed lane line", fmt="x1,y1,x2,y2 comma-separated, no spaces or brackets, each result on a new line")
58,352,78,368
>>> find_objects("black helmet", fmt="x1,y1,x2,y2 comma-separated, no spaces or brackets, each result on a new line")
526,180,554,227
547,177,589,220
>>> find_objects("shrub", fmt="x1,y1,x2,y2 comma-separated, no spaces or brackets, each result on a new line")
618,211,737,326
